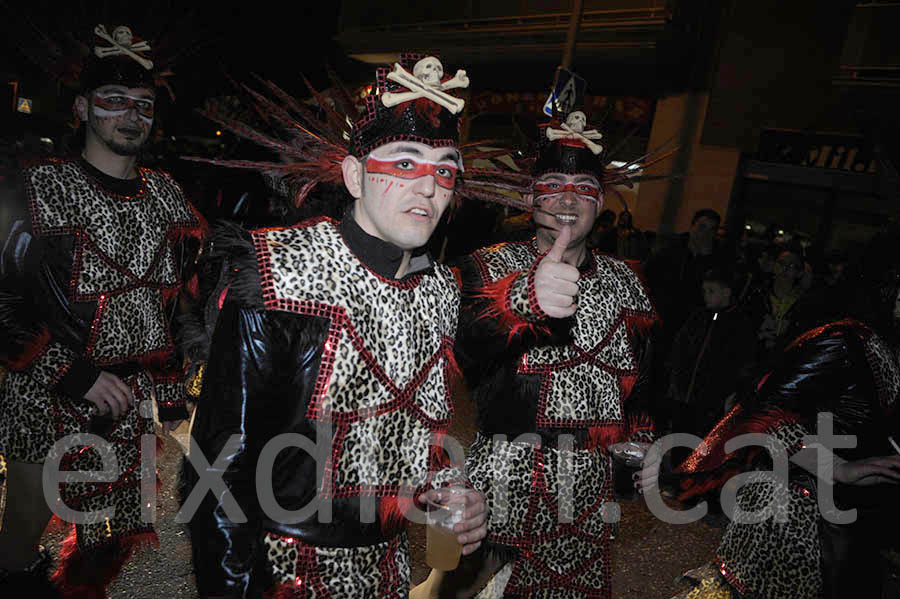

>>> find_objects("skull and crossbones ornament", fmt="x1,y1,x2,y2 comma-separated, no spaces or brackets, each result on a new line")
381,56,469,114
93,24,153,70
546,111,604,154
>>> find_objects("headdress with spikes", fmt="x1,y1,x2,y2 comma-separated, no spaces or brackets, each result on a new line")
184,55,534,212
534,104,679,192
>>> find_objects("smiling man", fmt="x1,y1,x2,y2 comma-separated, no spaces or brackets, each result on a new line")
0,25,202,597
419,108,659,598
184,56,495,599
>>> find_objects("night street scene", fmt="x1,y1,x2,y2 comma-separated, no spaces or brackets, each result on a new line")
1,1,899,598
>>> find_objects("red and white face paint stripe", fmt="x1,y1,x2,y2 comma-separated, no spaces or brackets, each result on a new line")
533,181,601,204
92,91,154,125
365,153,460,189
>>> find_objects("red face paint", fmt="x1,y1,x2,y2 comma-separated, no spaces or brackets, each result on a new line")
93,92,155,123
365,154,458,189
533,181,600,203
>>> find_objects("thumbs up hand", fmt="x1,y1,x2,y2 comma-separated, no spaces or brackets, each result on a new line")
534,226,580,318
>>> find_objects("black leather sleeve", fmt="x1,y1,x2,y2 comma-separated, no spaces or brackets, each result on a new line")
0,177,99,398
186,299,328,598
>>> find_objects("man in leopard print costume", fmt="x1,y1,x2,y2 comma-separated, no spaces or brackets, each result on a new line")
415,109,658,599
183,55,569,599
660,269,900,599
0,25,202,597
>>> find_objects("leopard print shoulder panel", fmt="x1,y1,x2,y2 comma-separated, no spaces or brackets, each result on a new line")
522,252,656,429
470,240,537,283
24,160,199,364
863,331,900,410
252,218,460,497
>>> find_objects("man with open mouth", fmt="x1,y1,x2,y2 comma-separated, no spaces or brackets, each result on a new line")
182,54,511,599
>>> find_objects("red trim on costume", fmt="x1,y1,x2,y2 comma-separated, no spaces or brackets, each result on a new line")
253,220,455,502
490,447,615,598
377,495,415,533
217,284,231,310
52,526,159,599
449,265,463,291
586,424,626,450
716,558,749,596
474,271,549,344
675,405,803,500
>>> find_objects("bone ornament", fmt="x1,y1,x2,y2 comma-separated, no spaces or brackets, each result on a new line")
381,58,469,114
565,111,587,133
93,24,153,70
546,112,604,155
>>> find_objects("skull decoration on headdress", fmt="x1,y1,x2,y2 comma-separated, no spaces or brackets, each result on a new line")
533,107,607,180
528,71,679,192
349,53,469,157
80,24,156,92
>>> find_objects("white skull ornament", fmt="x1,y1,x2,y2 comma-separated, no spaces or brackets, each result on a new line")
413,57,444,87
112,26,134,47
565,111,587,133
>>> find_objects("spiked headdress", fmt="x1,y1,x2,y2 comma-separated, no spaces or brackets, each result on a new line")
184,55,533,211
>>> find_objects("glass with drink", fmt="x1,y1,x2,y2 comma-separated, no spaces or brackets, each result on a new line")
425,487,466,571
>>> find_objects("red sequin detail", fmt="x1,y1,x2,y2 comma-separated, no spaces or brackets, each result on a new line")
252,220,455,501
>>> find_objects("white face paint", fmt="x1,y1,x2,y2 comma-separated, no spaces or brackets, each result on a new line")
413,57,444,87
565,111,587,133
92,90,155,126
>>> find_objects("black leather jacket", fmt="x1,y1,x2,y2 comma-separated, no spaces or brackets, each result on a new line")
186,214,463,598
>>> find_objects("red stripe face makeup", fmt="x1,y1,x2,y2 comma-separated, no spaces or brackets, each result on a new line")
365,154,459,189
92,91,155,125
534,181,601,204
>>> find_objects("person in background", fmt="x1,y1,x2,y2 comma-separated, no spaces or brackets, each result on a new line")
0,24,203,597
587,208,617,252
745,247,819,358
667,268,756,467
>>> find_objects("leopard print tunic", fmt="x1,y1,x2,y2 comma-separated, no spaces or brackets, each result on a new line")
252,218,460,593
26,160,197,366
0,159,199,550
467,240,656,598
471,241,655,430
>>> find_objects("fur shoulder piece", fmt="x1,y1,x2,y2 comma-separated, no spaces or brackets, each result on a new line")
178,221,263,366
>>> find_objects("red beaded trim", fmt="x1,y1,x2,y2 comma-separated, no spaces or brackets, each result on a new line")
83,294,108,358
522,311,640,430
54,376,152,506
253,222,455,500
79,162,149,201
716,558,749,596
523,259,549,321
266,532,406,598
495,447,614,598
